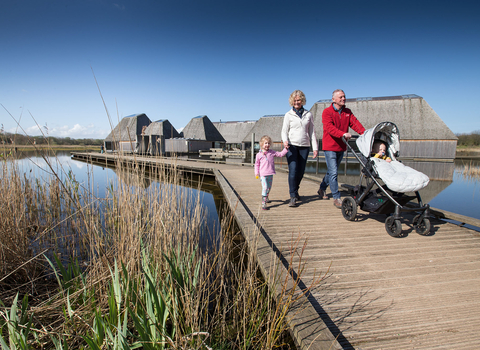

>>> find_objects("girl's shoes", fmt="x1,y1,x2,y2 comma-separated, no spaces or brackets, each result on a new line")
262,196,269,210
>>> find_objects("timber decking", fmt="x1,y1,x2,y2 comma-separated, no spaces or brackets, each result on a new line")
72,153,480,349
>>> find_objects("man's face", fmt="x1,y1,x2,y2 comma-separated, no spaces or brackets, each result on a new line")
332,91,346,108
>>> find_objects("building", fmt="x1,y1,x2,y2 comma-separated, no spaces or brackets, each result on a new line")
242,115,284,150
142,120,181,155
104,114,182,155
181,115,226,150
103,113,151,153
310,94,457,160
212,121,256,150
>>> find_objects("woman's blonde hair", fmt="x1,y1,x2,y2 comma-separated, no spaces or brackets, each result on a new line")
260,135,272,146
289,90,306,106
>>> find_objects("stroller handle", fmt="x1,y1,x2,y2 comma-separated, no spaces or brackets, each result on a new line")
342,135,366,168
341,135,359,147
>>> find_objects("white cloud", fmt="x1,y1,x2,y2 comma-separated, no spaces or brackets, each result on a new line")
10,123,109,139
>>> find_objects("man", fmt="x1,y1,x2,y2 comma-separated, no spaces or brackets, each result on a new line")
318,89,365,208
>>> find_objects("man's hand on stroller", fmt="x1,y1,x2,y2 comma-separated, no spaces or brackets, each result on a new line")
343,132,352,141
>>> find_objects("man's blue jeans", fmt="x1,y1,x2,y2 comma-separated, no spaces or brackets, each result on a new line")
320,150,344,200
286,145,310,198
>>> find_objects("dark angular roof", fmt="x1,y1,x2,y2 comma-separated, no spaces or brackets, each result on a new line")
144,119,180,139
212,121,256,144
242,115,284,143
104,113,151,142
182,115,226,142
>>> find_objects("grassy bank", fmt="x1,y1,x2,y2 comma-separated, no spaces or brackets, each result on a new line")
2,144,101,152
0,150,317,349
456,145,480,153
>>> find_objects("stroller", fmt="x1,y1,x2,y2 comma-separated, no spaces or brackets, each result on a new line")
340,122,431,237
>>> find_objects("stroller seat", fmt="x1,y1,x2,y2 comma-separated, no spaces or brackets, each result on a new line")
370,157,429,193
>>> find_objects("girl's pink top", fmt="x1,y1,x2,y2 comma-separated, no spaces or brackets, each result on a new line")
254,148,288,177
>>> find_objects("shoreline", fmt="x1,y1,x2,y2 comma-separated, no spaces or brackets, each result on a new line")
456,146,480,159
2,145,101,152
3,144,480,159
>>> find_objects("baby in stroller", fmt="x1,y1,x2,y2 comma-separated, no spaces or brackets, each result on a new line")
371,141,391,162
340,122,431,237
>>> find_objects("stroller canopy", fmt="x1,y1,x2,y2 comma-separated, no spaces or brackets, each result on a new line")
356,122,400,159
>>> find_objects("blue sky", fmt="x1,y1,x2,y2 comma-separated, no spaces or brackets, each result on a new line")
1,0,479,139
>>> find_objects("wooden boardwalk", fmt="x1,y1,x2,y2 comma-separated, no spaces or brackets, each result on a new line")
73,153,480,349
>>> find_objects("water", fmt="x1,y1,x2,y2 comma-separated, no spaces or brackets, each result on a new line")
428,159,480,220
306,157,479,220
314,158,479,220
11,151,480,222
11,151,221,236
194,152,480,221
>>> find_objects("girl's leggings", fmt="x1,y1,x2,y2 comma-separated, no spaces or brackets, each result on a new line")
261,175,273,197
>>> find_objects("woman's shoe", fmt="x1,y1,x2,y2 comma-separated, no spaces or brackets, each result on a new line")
317,188,328,199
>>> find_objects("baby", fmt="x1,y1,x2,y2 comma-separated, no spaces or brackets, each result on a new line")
372,141,392,162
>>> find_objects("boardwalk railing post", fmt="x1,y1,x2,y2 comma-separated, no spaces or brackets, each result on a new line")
251,133,255,164
344,142,348,175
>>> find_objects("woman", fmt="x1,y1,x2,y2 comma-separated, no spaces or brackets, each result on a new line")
281,90,318,207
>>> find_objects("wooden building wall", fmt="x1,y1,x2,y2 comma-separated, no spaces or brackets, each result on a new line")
400,140,457,160
165,139,214,153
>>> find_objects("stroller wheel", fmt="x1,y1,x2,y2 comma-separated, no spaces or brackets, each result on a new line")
341,197,357,221
413,214,431,235
385,216,402,237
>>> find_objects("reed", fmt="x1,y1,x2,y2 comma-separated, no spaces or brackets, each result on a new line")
0,149,322,349
456,161,480,181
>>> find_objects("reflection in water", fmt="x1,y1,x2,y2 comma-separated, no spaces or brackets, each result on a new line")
13,151,222,242
12,151,480,221
455,159,480,182
296,156,479,220
149,153,480,220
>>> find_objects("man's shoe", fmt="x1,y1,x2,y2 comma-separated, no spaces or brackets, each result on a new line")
317,188,328,199
289,197,297,207
295,193,301,201
333,198,342,209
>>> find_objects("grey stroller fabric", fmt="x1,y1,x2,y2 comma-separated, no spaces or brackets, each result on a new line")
356,122,429,193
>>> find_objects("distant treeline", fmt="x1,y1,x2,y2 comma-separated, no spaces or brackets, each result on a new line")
3,131,479,147
1,132,103,146
456,130,480,147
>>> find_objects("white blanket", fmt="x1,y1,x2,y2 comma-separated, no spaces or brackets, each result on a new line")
371,158,430,193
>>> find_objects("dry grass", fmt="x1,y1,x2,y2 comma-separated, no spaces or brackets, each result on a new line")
0,148,322,349
456,161,480,181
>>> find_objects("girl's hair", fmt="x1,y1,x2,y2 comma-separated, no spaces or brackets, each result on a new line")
289,90,306,106
260,135,272,146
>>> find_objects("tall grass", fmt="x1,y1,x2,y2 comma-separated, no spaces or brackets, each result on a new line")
0,148,319,349
455,160,480,181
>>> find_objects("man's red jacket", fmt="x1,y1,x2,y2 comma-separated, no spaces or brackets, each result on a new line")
322,104,365,152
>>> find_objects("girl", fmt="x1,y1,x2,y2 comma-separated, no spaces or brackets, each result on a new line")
255,135,288,210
